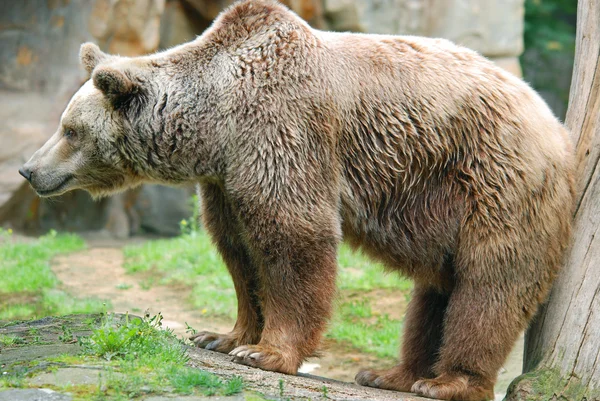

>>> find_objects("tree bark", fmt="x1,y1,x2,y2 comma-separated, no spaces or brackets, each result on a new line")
505,1,600,400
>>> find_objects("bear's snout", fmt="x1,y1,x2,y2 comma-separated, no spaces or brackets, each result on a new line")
18,166,32,182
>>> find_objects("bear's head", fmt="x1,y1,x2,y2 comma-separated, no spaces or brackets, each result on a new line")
18,43,155,198
18,43,203,199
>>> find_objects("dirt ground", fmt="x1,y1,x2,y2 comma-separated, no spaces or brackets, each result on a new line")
49,237,523,398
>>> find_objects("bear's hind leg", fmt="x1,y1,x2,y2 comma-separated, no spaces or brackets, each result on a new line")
412,250,533,401
190,182,263,353
356,285,448,392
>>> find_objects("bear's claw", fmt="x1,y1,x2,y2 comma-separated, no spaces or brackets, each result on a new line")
228,344,299,375
190,331,238,354
411,375,494,401
355,369,380,387
230,345,261,365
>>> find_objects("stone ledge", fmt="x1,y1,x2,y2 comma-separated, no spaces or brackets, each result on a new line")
188,346,432,401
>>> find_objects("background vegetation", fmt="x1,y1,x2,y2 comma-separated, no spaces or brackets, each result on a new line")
521,0,577,118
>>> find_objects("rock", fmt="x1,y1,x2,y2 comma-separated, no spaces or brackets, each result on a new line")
187,346,433,400
324,0,426,35
0,314,107,369
144,396,246,401
0,0,93,229
425,0,524,58
322,0,524,57
133,184,195,237
490,56,523,77
0,389,72,401
89,0,165,56
160,0,211,50
0,1,94,93
29,367,111,387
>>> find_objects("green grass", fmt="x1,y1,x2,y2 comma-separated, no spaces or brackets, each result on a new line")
327,300,403,358
0,229,107,320
80,312,244,398
123,228,412,358
337,245,412,291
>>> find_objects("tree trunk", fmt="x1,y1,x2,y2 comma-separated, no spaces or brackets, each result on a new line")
505,1,600,400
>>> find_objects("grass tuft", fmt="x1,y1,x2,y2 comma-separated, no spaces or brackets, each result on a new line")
76,312,245,399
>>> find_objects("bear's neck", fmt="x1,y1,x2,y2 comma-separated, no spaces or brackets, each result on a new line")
141,76,224,185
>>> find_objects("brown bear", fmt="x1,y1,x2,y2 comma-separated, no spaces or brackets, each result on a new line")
19,1,575,400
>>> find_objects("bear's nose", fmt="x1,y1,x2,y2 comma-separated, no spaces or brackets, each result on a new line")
18,167,32,182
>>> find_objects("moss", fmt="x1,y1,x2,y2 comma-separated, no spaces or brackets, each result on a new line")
507,367,600,401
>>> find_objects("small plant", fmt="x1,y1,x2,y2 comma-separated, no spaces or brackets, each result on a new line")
169,368,222,395
185,322,197,336
179,195,201,236
0,369,25,388
322,385,329,399
58,325,75,343
0,335,23,347
279,378,285,398
224,376,244,395
82,312,162,361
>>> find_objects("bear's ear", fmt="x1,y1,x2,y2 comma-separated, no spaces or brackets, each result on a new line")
92,66,136,98
80,42,109,74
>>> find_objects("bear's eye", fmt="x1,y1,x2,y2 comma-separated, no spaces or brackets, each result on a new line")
64,129,77,140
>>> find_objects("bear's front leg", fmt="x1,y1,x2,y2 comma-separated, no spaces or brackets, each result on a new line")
228,199,339,374
190,182,264,353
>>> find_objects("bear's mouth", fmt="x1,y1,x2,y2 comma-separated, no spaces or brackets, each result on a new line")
35,175,74,197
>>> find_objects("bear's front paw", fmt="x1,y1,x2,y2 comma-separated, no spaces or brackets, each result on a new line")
411,374,494,401
229,344,299,375
355,365,415,392
190,331,239,354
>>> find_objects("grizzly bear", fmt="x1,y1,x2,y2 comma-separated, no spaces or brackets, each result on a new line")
20,1,574,400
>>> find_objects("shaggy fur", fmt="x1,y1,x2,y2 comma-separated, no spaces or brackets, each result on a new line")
21,1,575,400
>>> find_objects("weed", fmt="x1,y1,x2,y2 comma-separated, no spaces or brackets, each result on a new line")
169,367,222,395
224,376,244,395
185,322,197,336
59,325,75,343
179,195,201,236
0,334,23,347
82,313,154,361
322,385,329,398
279,378,285,398
0,370,25,388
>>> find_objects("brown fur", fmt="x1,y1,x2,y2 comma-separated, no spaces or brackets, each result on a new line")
21,1,575,400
